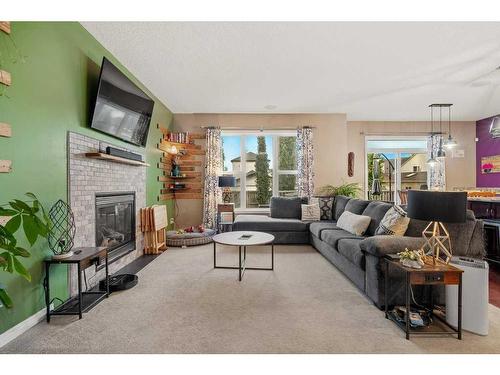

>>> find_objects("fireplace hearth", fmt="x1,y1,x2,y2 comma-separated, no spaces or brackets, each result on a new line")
95,192,136,262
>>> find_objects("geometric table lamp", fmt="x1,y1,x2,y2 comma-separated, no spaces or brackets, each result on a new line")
406,190,467,264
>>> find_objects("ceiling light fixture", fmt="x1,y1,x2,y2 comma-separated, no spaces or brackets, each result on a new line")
443,104,458,149
427,106,438,166
436,106,446,160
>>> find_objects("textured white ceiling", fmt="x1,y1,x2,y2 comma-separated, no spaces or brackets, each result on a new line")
82,22,500,120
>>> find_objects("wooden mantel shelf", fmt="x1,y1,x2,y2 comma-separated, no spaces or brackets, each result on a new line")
84,152,150,167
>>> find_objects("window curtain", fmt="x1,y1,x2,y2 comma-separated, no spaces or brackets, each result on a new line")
427,135,446,190
296,127,315,200
203,128,222,229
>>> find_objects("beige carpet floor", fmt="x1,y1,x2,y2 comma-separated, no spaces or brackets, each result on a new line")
2,244,500,354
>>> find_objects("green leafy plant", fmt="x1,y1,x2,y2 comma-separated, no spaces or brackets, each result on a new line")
0,193,50,308
316,182,361,198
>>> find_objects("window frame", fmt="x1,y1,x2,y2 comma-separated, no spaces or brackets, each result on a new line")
221,130,298,212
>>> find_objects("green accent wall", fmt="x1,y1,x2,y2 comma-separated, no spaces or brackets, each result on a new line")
0,22,173,333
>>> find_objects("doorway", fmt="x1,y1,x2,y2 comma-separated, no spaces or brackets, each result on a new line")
365,137,428,204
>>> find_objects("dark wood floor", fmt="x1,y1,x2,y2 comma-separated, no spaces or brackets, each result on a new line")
489,264,500,308
490,266,500,307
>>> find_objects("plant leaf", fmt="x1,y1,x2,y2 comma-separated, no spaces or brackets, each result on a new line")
1,252,14,273
12,256,31,282
0,207,17,216
5,214,21,234
0,255,6,267
33,216,48,238
25,192,37,200
13,199,32,213
22,215,38,246
10,247,31,257
0,288,13,308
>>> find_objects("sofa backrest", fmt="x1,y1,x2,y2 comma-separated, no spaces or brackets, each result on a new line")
270,197,303,219
362,201,393,236
333,195,351,220
345,199,371,215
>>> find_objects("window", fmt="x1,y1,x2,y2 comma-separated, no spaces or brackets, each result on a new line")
222,131,298,210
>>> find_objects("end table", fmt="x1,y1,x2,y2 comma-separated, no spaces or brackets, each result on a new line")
217,203,235,233
44,247,109,322
384,256,463,340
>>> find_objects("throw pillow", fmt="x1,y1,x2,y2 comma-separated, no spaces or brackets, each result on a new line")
375,205,410,236
313,196,335,220
301,202,321,221
336,211,371,236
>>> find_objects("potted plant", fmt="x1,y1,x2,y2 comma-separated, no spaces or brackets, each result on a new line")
315,182,361,198
0,193,50,308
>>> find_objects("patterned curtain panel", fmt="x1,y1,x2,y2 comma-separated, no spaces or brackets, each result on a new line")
427,135,446,190
202,128,222,229
296,127,315,200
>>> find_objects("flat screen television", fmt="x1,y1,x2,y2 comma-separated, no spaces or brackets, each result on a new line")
90,57,154,147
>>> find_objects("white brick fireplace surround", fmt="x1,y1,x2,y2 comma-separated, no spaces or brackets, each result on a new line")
67,132,146,294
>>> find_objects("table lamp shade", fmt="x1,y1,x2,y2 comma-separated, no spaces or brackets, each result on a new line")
218,176,236,188
406,190,467,223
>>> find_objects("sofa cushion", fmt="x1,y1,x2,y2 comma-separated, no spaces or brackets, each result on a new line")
375,205,410,236
321,228,364,248
270,197,303,219
309,221,340,238
345,198,371,215
337,211,372,236
338,238,365,269
362,201,394,236
301,201,321,221
233,214,308,232
334,195,351,220
315,196,335,220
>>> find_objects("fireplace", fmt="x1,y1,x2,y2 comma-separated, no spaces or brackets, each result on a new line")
95,192,136,262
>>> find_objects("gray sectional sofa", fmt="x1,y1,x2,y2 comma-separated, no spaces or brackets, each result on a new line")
233,196,485,308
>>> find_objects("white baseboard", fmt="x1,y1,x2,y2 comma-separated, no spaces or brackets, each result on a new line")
0,304,53,349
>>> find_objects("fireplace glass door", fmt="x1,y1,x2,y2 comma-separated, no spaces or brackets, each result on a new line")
95,193,135,260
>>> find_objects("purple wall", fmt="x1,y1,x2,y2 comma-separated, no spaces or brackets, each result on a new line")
476,115,500,187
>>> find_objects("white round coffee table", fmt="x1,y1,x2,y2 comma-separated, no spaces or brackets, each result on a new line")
212,231,275,281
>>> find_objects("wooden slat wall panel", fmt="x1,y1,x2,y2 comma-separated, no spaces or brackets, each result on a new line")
0,21,11,34
0,70,12,86
0,160,12,173
0,123,11,137
156,128,206,200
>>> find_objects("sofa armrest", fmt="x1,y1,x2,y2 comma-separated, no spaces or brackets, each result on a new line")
360,236,425,257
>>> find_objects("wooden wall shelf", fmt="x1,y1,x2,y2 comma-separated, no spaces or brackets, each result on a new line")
156,125,205,201
0,160,12,173
0,22,11,34
0,123,11,137
84,152,150,167
0,70,11,86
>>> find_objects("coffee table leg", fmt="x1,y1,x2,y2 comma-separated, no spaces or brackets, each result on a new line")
213,241,216,268
271,243,274,270
239,245,242,281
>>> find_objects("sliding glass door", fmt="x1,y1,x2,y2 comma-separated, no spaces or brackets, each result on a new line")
365,137,428,204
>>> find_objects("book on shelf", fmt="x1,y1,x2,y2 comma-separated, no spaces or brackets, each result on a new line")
167,131,192,144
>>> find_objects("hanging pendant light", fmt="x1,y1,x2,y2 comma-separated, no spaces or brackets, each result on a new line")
444,104,458,149
436,106,446,159
427,106,438,166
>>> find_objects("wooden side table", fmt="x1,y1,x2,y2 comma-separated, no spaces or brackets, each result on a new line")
43,247,109,322
217,203,235,233
384,256,463,340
